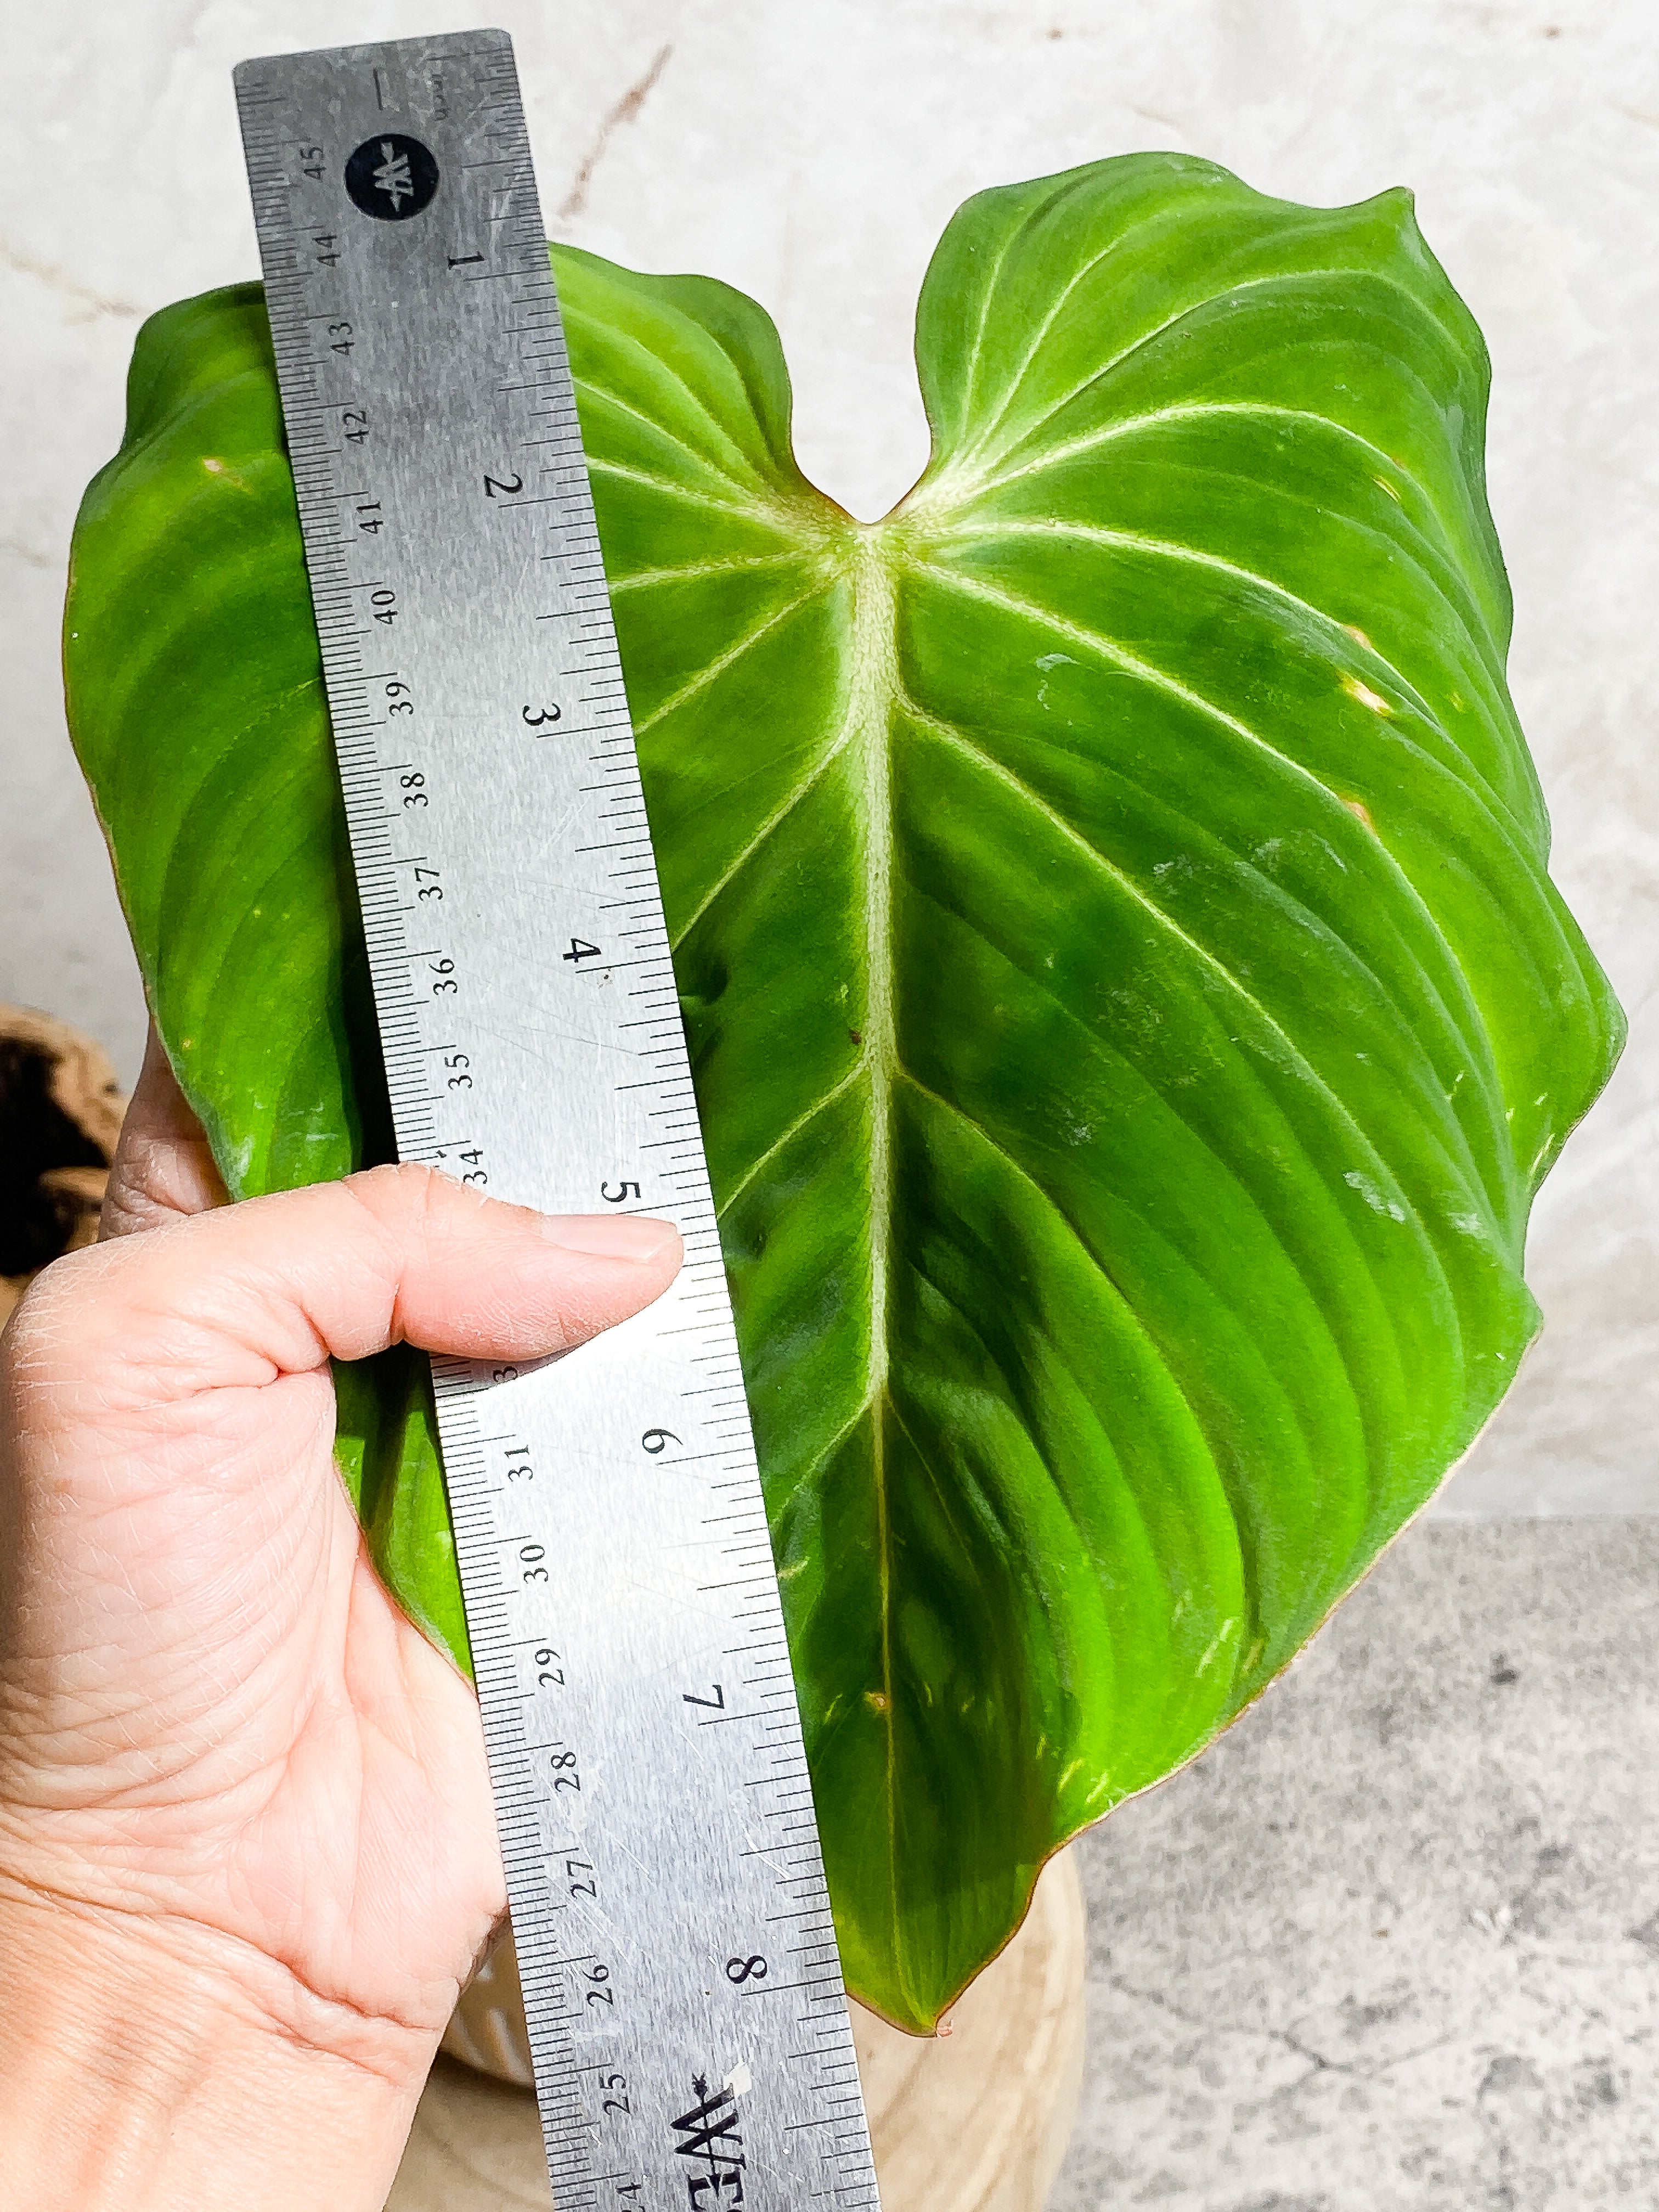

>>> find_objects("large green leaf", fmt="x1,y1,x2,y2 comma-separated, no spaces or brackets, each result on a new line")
65,154,1622,2032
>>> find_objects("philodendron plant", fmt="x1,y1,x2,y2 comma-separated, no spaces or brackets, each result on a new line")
65,155,1622,2035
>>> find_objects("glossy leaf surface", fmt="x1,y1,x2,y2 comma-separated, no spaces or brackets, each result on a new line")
65,155,1622,2031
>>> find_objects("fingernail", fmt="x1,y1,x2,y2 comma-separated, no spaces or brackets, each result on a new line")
539,1212,681,1261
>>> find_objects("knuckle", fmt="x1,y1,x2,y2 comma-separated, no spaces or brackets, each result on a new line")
355,1158,495,1235
0,1243,117,1401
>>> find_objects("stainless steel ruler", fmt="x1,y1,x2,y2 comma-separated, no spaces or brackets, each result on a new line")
233,33,881,2210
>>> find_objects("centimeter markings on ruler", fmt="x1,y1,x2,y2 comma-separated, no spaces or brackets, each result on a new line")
233,32,880,2211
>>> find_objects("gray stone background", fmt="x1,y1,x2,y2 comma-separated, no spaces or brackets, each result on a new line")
2,1,1655,2203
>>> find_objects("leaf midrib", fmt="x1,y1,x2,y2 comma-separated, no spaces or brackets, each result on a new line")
847,528,902,1956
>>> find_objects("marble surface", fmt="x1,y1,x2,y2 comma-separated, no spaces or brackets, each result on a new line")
1050,1517,1659,2210
1,0,1653,1511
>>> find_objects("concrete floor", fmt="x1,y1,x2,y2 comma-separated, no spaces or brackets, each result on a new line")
1046,1519,1659,2209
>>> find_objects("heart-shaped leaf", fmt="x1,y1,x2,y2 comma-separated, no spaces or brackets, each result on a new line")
65,154,1622,2032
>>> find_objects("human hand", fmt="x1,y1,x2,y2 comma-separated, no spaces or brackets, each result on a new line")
0,1030,682,2209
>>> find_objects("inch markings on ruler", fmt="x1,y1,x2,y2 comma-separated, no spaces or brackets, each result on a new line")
234,31,881,2211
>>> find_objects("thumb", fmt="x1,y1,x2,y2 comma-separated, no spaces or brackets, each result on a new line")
8,1163,682,1412
98,1023,229,1240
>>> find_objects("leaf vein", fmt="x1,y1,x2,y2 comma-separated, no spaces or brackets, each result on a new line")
714,1060,865,1221
670,685,858,953
915,558,1562,1023
585,454,803,530
571,364,778,504
610,549,810,596
632,586,825,740
972,266,1436,477
893,672,1458,1409
940,513,1523,834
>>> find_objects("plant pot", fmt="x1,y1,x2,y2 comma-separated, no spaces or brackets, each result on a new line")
0,1002,126,1324
390,1848,1086,2211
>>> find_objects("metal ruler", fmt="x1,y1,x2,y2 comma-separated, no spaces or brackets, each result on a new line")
233,33,881,2211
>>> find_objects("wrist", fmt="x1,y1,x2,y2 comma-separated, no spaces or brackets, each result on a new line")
0,1877,437,2212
